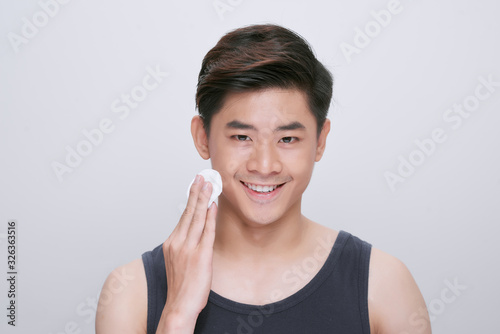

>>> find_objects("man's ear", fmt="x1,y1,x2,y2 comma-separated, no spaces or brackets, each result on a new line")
191,115,210,160
315,118,330,162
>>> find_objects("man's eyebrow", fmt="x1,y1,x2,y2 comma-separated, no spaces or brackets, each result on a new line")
225,120,256,130
225,120,306,132
274,121,305,132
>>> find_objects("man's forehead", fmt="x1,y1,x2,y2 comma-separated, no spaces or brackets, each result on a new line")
220,88,309,110
214,88,314,128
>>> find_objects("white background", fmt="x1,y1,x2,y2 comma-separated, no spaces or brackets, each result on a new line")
1,0,499,333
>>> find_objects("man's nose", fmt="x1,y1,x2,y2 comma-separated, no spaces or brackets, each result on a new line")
246,140,283,176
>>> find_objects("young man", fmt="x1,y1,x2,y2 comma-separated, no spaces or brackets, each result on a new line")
96,24,431,334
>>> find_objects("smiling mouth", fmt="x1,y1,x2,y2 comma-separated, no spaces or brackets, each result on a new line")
241,181,286,193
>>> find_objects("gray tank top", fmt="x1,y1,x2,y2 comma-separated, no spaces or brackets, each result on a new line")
142,230,371,333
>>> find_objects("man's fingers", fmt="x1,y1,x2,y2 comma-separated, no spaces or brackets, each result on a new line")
173,174,204,239
200,202,217,249
186,181,212,246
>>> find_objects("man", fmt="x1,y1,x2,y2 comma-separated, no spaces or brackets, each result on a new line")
96,24,431,334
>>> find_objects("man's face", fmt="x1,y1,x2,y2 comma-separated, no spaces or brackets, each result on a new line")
202,88,329,226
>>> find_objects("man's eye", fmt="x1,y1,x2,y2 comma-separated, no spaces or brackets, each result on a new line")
279,137,297,144
234,135,250,141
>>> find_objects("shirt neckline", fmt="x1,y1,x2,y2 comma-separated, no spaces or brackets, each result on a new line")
207,230,350,315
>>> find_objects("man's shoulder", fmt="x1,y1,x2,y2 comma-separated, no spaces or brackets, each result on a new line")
368,247,431,333
369,247,413,296
306,223,431,333
95,258,148,333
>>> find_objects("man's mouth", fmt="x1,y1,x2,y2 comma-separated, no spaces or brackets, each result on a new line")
241,181,285,193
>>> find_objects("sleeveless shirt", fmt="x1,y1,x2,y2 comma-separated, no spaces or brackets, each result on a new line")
142,230,371,334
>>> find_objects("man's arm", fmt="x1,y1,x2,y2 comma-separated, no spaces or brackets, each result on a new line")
96,176,217,334
368,247,432,334
96,259,148,334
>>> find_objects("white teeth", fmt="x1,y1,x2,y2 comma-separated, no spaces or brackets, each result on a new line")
244,182,279,193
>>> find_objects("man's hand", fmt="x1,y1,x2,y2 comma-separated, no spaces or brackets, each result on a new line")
156,175,218,334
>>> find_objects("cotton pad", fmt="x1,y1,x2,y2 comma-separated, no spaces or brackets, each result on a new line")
187,169,223,208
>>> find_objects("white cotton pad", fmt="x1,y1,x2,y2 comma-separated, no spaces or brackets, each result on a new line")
187,169,223,208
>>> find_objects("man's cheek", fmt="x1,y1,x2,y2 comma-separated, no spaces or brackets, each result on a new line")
225,149,250,172
290,162,315,187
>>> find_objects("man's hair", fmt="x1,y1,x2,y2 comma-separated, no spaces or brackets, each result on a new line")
195,24,333,137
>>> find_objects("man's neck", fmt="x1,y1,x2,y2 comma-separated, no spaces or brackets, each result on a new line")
209,198,337,304
213,198,310,263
